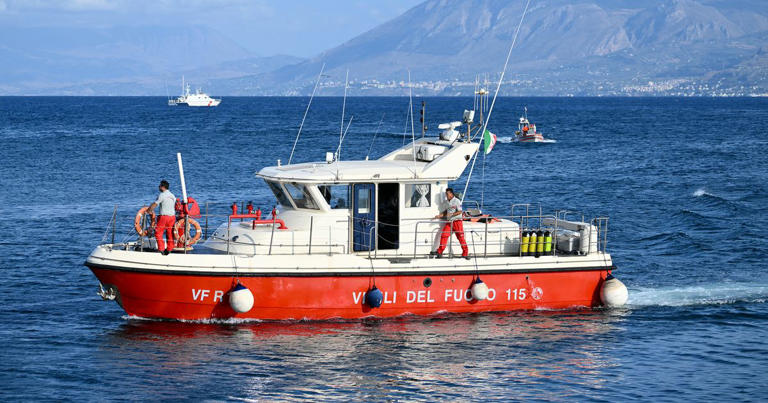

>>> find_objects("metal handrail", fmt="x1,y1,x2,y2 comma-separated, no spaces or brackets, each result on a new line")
462,199,482,212
592,216,609,253
102,202,611,259
409,214,553,259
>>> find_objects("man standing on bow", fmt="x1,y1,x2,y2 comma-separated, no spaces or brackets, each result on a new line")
147,180,176,255
432,188,469,259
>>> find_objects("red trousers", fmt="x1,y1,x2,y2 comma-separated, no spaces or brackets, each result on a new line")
437,220,468,256
155,215,176,252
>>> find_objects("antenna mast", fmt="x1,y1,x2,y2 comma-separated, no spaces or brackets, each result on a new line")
462,0,531,200
337,69,349,161
288,63,325,164
409,71,417,175
335,116,354,160
366,113,386,160
420,100,426,138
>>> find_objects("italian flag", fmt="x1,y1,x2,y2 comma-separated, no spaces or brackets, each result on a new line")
483,129,497,155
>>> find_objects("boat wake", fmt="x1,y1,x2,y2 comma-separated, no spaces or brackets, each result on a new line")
628,283,768,307
496,136,557,144
123,315,264,324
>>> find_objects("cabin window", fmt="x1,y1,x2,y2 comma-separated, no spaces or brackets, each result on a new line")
357,187,371,213
318,185,350,209
265,180,292,208
284,182,319,210
405,184,431,207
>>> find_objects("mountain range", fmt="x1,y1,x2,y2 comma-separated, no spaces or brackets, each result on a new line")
0,25,302,95
3,0,767,96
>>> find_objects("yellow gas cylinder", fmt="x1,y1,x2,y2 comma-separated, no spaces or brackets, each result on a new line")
544,230,553,255
521,231,530,255
536,230,544,257
528,231,537,257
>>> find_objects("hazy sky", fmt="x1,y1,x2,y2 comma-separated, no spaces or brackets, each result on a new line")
0,0,423,57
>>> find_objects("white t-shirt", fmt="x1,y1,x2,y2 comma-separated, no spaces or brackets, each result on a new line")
445,197,462,221
154,190,176,216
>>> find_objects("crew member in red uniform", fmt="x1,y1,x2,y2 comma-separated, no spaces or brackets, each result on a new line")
432,188,469,259
147,180,176,255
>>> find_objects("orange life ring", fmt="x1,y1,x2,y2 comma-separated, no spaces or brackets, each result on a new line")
174,217,202,247
134,206,156,236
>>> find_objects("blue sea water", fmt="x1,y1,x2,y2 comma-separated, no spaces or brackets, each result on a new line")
1,96,767,401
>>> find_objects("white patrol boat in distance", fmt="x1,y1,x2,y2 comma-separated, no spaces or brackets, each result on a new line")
168,76,221,107
85,108,629,321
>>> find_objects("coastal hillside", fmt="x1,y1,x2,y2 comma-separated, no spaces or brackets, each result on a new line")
252,0,768,95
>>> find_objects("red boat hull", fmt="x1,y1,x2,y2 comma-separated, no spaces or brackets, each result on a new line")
89,266,610,320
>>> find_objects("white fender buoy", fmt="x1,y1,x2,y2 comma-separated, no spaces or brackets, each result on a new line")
471,278,489,301
600,274,628,307
229,283,254,313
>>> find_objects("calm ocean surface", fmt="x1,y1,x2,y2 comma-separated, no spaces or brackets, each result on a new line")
1,96,767,401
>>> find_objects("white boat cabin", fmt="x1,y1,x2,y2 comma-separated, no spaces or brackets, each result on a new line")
202,125,535,258
201,126,599,259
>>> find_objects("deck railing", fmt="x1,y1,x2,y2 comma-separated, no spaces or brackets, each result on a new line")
101,201,609,259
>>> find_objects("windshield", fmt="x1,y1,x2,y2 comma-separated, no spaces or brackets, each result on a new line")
265,180,292,208
284,182,319,210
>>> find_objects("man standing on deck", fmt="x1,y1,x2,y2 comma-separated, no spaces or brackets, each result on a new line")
147,180,176,255
432,188,469,259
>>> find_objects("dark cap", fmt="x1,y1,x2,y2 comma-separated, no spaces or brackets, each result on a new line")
159,180,170,189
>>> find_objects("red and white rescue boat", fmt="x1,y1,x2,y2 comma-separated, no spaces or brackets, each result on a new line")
515,109,548,143
85,112,627,321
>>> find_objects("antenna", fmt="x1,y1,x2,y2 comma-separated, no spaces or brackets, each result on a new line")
473,78,489,140
484,74,490,114
335,116,354,160
462,0,532,201
409,71,416,163
366,113,386,160
402,101,411,146
177,153,188,204
288,63,325,164
337,69,349,161
420,100,427,137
